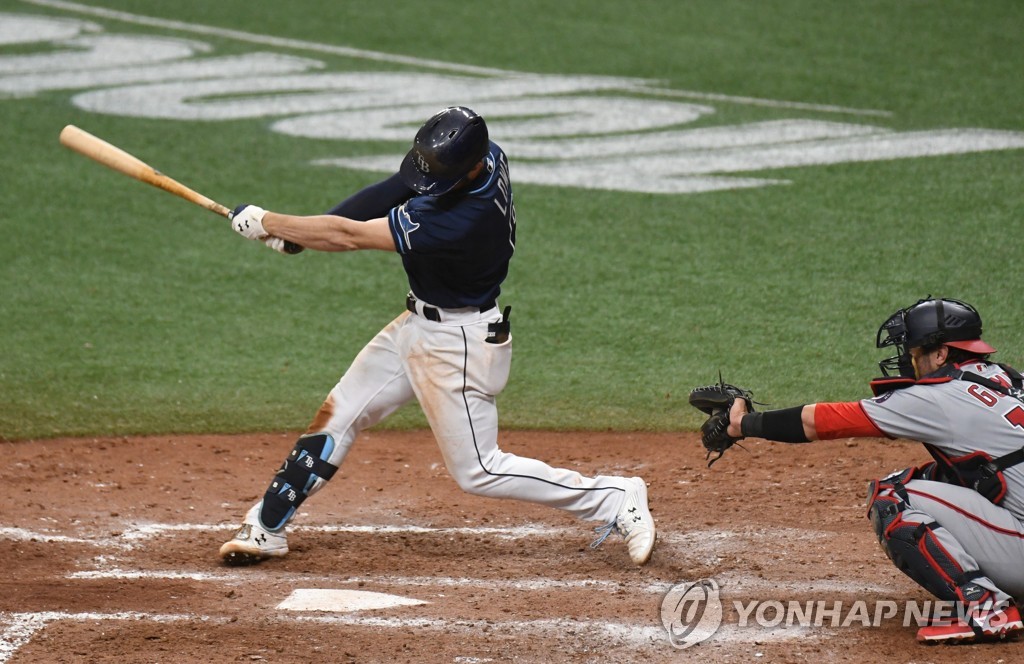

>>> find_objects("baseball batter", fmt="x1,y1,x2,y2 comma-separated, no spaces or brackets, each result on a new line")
712,297,1024,643
219,107,655,567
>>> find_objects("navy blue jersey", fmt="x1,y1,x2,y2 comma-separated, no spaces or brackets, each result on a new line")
387,141,516,309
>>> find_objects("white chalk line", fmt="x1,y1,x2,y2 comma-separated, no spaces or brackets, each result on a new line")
121,521,565,541
17,0,532,76
9,515,887,656
2,519,866,660
290,613,818,647
10,517,891,592
67,566,891,598
68,567,638,590
0,608,813,662
0,612,205,664
8,520,834,545
1,522,565,549
0,526,101,546
18,519,891,595
20,0,891,117
639,85,893,117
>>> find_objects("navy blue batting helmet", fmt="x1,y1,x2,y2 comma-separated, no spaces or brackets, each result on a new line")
400,107,489,196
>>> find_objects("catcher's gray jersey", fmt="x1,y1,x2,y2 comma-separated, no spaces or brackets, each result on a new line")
862,361,1024,518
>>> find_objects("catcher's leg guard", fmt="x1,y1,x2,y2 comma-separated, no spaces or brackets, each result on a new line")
258,433,339,530
867,477,989,605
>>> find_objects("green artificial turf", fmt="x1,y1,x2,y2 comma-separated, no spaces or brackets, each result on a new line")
2,0,1022,438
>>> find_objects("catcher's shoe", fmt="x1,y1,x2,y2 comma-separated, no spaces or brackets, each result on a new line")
219,511,289,566
916,603,1023,643
592,477,656,565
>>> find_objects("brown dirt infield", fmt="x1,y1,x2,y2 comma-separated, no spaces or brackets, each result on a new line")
2,431,1021,662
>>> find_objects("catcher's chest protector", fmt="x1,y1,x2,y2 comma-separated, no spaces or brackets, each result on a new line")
870,365,1024,505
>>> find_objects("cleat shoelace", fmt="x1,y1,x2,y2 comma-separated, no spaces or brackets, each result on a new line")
589,521,619,549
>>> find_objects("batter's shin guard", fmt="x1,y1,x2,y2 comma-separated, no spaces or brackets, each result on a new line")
258,433,339,531
867,488,988,605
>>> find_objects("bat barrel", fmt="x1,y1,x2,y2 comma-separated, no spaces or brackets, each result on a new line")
60,125,303,253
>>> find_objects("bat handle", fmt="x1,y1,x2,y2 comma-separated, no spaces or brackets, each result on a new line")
211,202,232,217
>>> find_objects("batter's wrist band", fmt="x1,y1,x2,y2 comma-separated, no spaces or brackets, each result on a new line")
741,406,810,443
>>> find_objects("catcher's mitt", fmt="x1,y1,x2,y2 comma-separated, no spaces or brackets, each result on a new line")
688,380,755,467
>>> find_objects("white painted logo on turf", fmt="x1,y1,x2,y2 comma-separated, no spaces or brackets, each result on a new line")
3,9,1024,194
661,579,723,649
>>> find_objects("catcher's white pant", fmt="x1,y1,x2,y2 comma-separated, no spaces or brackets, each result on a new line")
276,306,632,525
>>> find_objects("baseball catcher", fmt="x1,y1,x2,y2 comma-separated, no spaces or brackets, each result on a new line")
690,297,1024,644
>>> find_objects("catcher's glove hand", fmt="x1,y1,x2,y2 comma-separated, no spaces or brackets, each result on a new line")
688,380,755,467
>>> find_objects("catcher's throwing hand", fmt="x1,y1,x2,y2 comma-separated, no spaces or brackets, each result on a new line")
688,381,755,467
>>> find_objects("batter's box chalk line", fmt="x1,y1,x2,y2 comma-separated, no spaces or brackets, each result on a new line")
0,612,214,664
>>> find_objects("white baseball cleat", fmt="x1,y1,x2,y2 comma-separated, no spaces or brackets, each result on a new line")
592,477,656,565
219,511,289,566
616,477,656,565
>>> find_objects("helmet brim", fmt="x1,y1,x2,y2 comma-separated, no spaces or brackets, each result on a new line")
945,339,996,354
399,149,465,196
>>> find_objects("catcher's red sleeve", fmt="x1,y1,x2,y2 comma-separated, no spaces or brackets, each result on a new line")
813,402,884,439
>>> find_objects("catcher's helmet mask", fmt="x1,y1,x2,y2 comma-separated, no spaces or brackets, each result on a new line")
400,106,490,196
876,297,996,377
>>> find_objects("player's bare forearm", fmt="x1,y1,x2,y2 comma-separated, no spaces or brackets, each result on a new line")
263,212,396,252
801,404,818,440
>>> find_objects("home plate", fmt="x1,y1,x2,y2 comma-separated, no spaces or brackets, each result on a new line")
277,589,428,612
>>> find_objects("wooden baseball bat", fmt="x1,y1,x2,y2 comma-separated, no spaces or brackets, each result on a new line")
60,124,231,216
58,125,302,253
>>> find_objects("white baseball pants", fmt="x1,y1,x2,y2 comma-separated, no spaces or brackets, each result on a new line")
300,306,631,524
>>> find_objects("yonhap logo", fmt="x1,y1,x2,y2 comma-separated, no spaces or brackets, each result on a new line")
661,579,723,649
